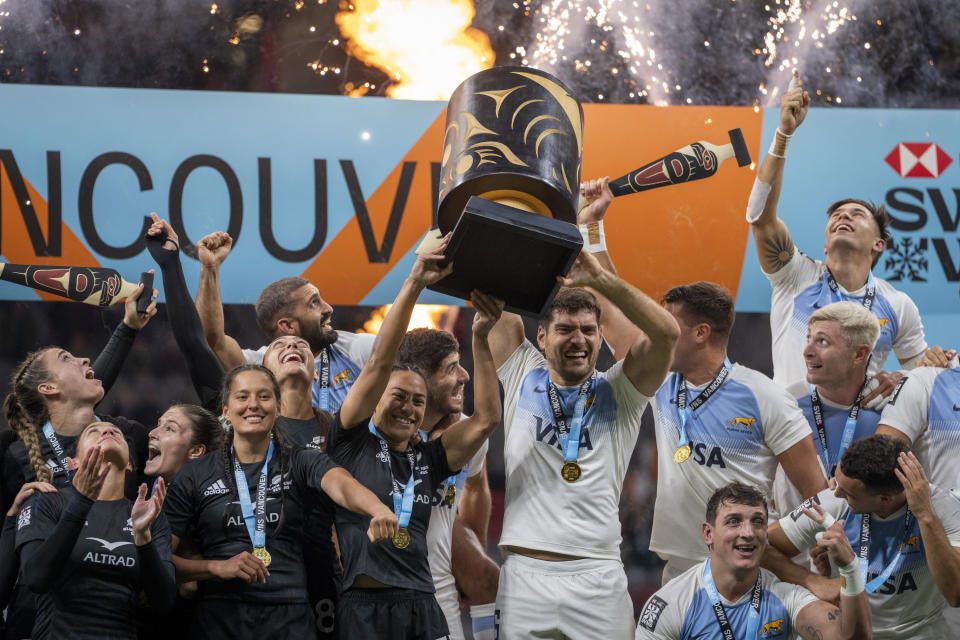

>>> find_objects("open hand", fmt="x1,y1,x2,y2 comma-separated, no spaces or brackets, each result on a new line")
7,482,57,517
557,249,606,289
408,233,453,288
131,477,166,545
470,290,505,339
68,446,109,500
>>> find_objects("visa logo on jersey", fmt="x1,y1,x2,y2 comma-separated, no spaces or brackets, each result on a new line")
885,143,952,178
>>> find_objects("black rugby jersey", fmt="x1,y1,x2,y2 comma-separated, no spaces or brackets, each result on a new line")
163,445,339,604
1,414,150,512
329,413,453,593
15,487,174,639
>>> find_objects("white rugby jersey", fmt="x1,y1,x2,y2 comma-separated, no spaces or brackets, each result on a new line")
426,437,488,591
880,366,960,493
244,330,374,412
766,246,926,388
497,340,648,560
635,561,817,639
650,364,812,562
779,485,960,640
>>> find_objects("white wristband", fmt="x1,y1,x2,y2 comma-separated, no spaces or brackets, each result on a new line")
579,221,607,253
838,559,865,597
768,128,793,159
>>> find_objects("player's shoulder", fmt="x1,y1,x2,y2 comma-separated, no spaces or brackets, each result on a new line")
729,363,778,389
637,563,702,635
172,451,222,487
333,330,374,351
930,484,960,519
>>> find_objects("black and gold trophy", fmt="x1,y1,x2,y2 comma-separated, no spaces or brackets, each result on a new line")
423,67,585,317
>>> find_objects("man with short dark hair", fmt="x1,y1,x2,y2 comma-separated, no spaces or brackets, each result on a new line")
765,434,960,639
746,72,926,391
636,482,872,640
647,281,827,584
194,230,373,413
395,328,499,640
488,250,680,639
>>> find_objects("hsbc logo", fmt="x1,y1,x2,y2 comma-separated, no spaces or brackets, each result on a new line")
885,143,953,178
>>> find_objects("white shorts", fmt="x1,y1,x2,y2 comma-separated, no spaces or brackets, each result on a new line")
495,554,633,640
435,580,465,640
943,606,960,640
660,555,698,587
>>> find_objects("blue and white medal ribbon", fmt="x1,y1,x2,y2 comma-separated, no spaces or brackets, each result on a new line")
821,268,877,311
674,358,732,464
858,507,914,594
703,558,762,640
42,416,99,483
317,347,330,411
369,423,416,548
546,373,594,482
233,440,274,566
809,384,864,477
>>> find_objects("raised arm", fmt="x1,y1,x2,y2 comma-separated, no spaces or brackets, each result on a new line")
319,467,398,543
795,515,872,640
195,231,246,371
338,239,453,427
488,310,524,369
442,291,505,471
146,215,225,412
576,177,643,360
896,451,960,606
91,280,157,396
749,70,810,275
558,251,680,396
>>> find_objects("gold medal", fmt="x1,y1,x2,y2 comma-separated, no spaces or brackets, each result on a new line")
392,526,411,549
253,546,272,567
560,460,582,483
445,484,457,506
673,444,691,464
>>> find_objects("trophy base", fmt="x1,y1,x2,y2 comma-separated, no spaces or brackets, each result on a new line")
428,196,583,318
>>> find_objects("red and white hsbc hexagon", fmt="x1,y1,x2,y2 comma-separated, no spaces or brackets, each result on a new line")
885,142,953,178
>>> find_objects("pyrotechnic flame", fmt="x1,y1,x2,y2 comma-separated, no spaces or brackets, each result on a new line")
360,304,457,334
334,0,493,100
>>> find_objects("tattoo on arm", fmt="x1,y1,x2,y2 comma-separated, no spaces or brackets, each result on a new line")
827,608,839,621
802,625,825,640
762,228,794,271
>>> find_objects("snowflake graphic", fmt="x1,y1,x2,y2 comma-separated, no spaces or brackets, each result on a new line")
884,236,928,282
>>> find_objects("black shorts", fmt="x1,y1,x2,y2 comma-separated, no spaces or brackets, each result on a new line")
190,599,316,640
336,588,449,640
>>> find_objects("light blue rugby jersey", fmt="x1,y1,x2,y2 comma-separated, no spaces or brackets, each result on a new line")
780,486,960,639
795,392,882,477
880,366,960,492
649,365,810,561
309,346,364,412
636,563,815,639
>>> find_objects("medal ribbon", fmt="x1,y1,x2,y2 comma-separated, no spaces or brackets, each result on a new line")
443,461,471,506
858,507,914,594
822,268,877,311
42,416,100,483
317,347,330,412
702,558,763,640
809,383,864,477
546,373,595,464
369,424,416,529
674,358,732,451
232,440,274,551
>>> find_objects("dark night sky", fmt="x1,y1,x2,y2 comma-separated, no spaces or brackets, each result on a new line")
1,0,958,108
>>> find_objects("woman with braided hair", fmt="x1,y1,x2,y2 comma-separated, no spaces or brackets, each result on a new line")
162,364,398,639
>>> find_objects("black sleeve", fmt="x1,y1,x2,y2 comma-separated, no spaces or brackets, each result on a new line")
291,447,342,495
137,513,176,612
0,515,20,609
0,436,25,516
18,492,93,593
91,322,138,399
328,411,370,461
162,466,197,540
146,231,224,414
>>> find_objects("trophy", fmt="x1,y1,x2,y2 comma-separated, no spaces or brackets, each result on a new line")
424,66,585,317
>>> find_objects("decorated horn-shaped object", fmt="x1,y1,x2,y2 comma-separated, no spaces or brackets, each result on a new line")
428,67,585,317
0,263,137,307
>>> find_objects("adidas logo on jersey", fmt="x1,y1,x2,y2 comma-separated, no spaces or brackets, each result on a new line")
204,480,230,496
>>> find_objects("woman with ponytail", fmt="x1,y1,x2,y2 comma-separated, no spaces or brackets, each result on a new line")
162,364,397,639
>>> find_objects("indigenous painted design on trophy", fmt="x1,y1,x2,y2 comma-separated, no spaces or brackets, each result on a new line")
0,262,138,307
424,66,585,317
